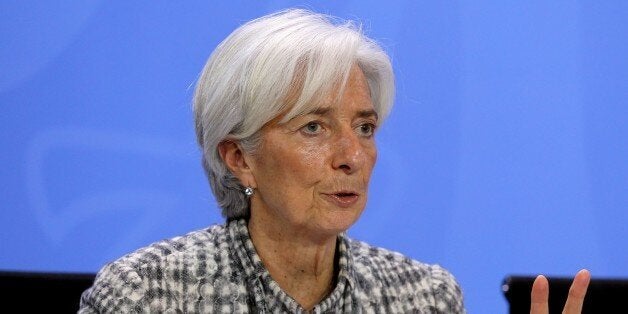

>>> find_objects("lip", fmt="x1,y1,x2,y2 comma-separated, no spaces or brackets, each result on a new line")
322,191,360,208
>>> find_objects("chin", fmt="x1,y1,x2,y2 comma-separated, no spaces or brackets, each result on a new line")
320,208,363,234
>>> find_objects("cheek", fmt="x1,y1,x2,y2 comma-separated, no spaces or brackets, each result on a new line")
370,145,377,167
286,142,329,185
299,142,329,168
258,141,329,187
363,144,378,176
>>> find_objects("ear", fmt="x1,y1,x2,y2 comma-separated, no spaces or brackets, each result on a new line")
217,140,257,188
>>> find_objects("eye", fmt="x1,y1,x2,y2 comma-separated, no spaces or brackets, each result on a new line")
301,121,323,135
356,123,376,137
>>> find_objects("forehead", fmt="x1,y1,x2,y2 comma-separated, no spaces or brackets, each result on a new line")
280,66,373,122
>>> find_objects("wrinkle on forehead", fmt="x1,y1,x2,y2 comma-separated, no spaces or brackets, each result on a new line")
278,64,370,124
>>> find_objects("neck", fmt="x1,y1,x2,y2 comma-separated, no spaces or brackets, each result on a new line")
248,214,338,310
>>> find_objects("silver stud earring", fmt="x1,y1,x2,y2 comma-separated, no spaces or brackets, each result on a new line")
244,186,254,197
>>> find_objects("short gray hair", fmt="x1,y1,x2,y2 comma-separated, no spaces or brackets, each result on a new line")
193,8,394,219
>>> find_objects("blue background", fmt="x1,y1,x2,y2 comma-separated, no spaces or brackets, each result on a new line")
1,1,627,312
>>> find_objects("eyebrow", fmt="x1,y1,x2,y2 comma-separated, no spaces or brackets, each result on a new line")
309,107,331,116
357,109,379,121
306,107,379,120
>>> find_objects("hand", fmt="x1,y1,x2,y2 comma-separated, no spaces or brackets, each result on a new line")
530,269,591,314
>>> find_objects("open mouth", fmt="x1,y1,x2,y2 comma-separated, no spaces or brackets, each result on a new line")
335,192,357,197
324,191,360,208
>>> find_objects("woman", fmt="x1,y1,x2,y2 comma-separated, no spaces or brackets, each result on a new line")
80,9,588,313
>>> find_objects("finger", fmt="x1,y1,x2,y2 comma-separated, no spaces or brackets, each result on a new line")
562,269,591,314
530,275,549,314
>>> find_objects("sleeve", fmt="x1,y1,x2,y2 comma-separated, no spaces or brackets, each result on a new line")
429,264,466,314
78,263,147,314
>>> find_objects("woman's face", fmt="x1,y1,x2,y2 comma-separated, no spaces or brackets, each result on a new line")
247,66,378,239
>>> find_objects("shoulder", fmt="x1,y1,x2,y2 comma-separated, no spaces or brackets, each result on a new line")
348,238,465,313
79,224,229,313
348,238,452,282
105,223,228,273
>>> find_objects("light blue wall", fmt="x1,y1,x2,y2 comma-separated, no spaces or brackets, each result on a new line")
1,1,626,312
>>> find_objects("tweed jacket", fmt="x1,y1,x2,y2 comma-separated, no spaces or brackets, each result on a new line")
79,219,465,313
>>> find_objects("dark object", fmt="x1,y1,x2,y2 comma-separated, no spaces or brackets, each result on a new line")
0,270,96,312
502,275,628,313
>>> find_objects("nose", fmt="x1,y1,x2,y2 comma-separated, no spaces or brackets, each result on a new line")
331,128,367,174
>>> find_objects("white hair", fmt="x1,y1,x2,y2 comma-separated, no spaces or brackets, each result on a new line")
193,8,394,219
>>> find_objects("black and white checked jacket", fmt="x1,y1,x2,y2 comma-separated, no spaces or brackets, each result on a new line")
79,219,465,313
